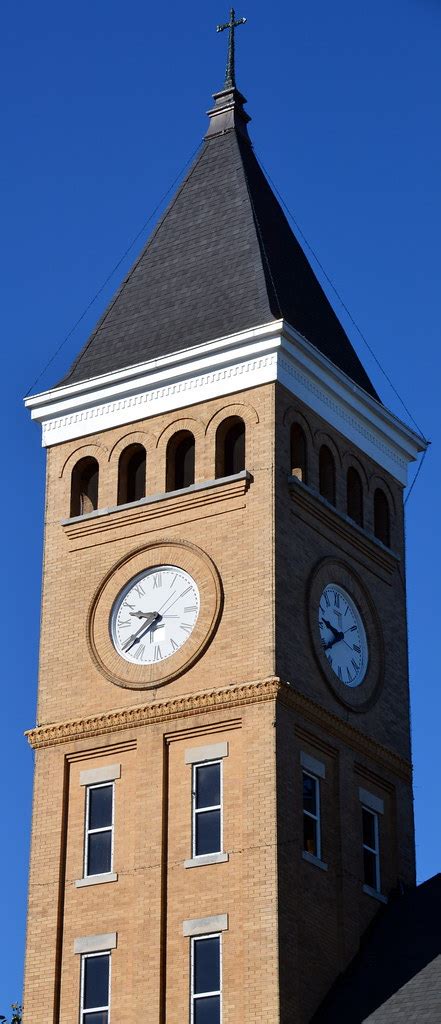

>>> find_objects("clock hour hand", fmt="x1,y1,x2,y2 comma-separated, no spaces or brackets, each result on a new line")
122,611,159,651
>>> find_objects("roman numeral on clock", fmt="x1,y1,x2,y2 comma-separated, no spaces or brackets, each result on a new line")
153,573,162,589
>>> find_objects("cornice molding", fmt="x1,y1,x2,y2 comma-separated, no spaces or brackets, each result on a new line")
24,320,425,484
25,677,412,781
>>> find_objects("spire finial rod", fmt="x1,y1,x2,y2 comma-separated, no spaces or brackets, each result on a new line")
216,8,247,90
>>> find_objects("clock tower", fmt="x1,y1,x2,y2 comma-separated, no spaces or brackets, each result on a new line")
23,33,425,1024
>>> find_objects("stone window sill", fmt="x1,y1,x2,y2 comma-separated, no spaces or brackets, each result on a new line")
184,852,229,869
302,850,328,871
363,884,387,904
75,871,118,888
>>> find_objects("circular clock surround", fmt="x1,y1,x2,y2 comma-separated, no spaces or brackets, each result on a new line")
308,558,384,711
88,540,223,690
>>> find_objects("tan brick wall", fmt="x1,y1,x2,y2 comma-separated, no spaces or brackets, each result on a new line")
23,380,416,1024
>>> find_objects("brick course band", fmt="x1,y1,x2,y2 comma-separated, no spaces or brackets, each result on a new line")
25,677,412,781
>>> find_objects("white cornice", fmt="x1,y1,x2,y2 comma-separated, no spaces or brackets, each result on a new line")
24,320,426,484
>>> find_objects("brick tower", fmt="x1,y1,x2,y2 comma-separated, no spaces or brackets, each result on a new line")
23,39,425,1024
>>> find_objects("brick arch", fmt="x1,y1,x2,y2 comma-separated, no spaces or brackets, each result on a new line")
341,451,369,490
368,473,398,516
282,405,314,446
154,416,204,451
107,429,152,464
313,430,342,468
204,401,259,438
155,416,204,491
59,442,108,480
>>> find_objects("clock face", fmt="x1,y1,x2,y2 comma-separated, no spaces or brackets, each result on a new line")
318,584,368,688
110,565,200,666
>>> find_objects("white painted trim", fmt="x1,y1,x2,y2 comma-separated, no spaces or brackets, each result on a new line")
363,884,388,904
359,787,384,815
184,852,229,869
302,851,328,871
80,764,121,786
183,914,228,937
74,932,117,954
185,742,229,764
300,751,326,779
24,319,426,483
75,872,118,888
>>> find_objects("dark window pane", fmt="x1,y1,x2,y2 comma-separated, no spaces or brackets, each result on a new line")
89,786,112,829
88,831,112,875
84,1014,108,1024
84,955,109,1010
194,937,220,994
194,996,221,1024
362,809,376,849
195,810,221,856
303,814,317,856
196,764,220,809
364,848,377,889
302,774,317,816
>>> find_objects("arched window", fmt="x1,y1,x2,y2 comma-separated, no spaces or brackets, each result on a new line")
215,417,245,478
166,430,195,491
347,467,363,526
70,457,99,517
290,424,307,482
319,445,336,505
374,488,390,546
117,444,146,505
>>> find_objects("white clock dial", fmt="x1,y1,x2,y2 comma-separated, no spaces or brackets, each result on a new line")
110,565,200,666
318,584,368,688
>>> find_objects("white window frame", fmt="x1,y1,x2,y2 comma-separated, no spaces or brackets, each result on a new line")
192,759,223,859
362,805,381,893
84,782,115,878
80,950,111,1023
302,770,321,861
190,933,222,1024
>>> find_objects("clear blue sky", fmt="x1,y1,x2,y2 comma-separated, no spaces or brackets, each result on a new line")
1,0,439,1010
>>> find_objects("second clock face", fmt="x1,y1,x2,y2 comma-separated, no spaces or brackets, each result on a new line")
318,584,368,688
110,565,200,666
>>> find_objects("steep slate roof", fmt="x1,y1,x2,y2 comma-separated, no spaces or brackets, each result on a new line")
312,875,441,1023
60,86,378,399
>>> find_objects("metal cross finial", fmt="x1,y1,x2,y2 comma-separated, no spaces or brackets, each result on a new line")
216,8,247,90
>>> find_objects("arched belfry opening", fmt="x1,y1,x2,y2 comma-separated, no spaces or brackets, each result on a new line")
117,444,146,505
166,431,195,491
70,457,99,517
215,417,245,478
347,467,363,526
319,445,336,505
290,424,307,482
374,488,390,546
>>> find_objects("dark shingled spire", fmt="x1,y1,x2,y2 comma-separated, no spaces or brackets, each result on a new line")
60,76,378,399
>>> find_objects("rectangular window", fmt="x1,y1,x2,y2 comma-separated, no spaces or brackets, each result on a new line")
85,783,114,877
191,935,221,1024
80,952,110,1023
192,761,222,858
302,771,321,860
362,806,380,892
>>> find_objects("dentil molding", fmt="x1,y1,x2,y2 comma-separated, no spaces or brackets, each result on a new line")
24,320,425,484
25,676,412,782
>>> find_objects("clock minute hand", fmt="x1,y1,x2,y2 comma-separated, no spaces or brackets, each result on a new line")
122,611,159,651
321,617,342,640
